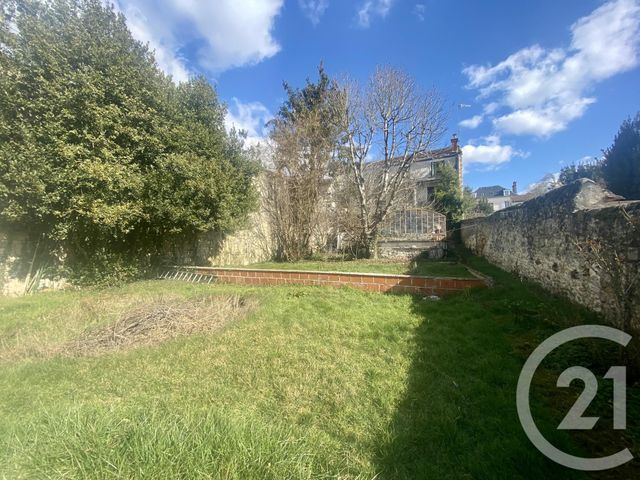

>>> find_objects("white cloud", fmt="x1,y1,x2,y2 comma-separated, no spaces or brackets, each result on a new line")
357,0,395,28
463,0,640,137
299,0,329,25
120,4,190,82
225,98,273,147
462,136,527,169
492,97,596,136
414,4,426,22
459,115,483,129
483,102,499,114
114,0,284,80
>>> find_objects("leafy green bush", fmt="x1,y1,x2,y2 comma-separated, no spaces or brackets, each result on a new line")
559,159,604,185
64,250,150,287
0,0,259,285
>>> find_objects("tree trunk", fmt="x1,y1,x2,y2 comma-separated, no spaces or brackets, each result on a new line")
367,229,380,259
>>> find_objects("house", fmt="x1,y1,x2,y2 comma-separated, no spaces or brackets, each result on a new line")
365,135,463,206
371,135,462,258
473,181,535,212
408,134,463,206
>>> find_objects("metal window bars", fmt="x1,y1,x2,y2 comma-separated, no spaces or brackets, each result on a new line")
380,208,446,241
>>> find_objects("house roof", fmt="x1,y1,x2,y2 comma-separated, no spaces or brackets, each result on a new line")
369,144,460,168
511,192,536,203
474,185,508,198
415,144,460,161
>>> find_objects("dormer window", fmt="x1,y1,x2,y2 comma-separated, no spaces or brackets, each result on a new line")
503,189,511,196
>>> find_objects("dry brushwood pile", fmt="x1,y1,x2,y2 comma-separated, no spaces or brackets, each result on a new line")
0,294,253,362
68,295,253,356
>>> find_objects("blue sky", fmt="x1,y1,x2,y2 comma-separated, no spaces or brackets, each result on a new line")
113,0,640,191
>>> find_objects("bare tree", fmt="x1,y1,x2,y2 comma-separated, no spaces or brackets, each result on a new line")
265,111,335,260
264,66,341,261
335,66,446,257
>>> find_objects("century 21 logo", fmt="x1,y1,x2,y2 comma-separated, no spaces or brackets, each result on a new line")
516,325,633,471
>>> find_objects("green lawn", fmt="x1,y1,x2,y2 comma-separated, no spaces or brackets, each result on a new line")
240,257,475,278
0,255,638,478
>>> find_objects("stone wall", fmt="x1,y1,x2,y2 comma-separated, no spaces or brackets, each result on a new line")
0,208,273,296
1,186,274,295
0,174,275,295
460,179,640,331
0,230,65,295
164,180,274,267
0,230,31,295
378,240,446,259
166,212,273,267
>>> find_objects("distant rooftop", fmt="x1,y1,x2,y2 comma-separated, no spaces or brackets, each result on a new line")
474,185,509,198
369,135,461,166
511,192,536,203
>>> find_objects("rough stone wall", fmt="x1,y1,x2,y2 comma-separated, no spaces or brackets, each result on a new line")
1,211,273,295
0,230,65,295
195,211,273,266
2,178,275,295
460,179,640,331
0,230,31,295
166,178,274,267
378,240,446,259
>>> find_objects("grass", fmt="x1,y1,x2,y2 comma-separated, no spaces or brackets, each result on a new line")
0,253,638,478
240,256,475,278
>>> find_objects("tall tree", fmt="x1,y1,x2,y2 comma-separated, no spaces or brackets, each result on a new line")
265,65,340,261
433,163,471,222
0,0,257,284
602,113,640,200
335,66,446,257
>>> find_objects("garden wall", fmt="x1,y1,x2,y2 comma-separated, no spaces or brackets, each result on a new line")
0,229,65,295
165,175,274,267
0,229,31,295
171,266,487,296
165,215,273,267
378,240,446,259
460,179,640,331
0,209,273,296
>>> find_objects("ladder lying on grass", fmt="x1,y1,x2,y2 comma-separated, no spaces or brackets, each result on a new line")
159,269,217,284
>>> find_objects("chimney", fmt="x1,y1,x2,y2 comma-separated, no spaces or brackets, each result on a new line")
512,181,517,194
451,134,459,151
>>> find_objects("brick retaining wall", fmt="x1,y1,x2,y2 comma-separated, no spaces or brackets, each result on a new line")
178,266,487,297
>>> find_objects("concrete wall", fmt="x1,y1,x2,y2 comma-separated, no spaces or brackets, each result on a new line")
460,179,640,331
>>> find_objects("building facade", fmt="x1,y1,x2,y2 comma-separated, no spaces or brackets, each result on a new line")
407,134,463,206
473,182,534,212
